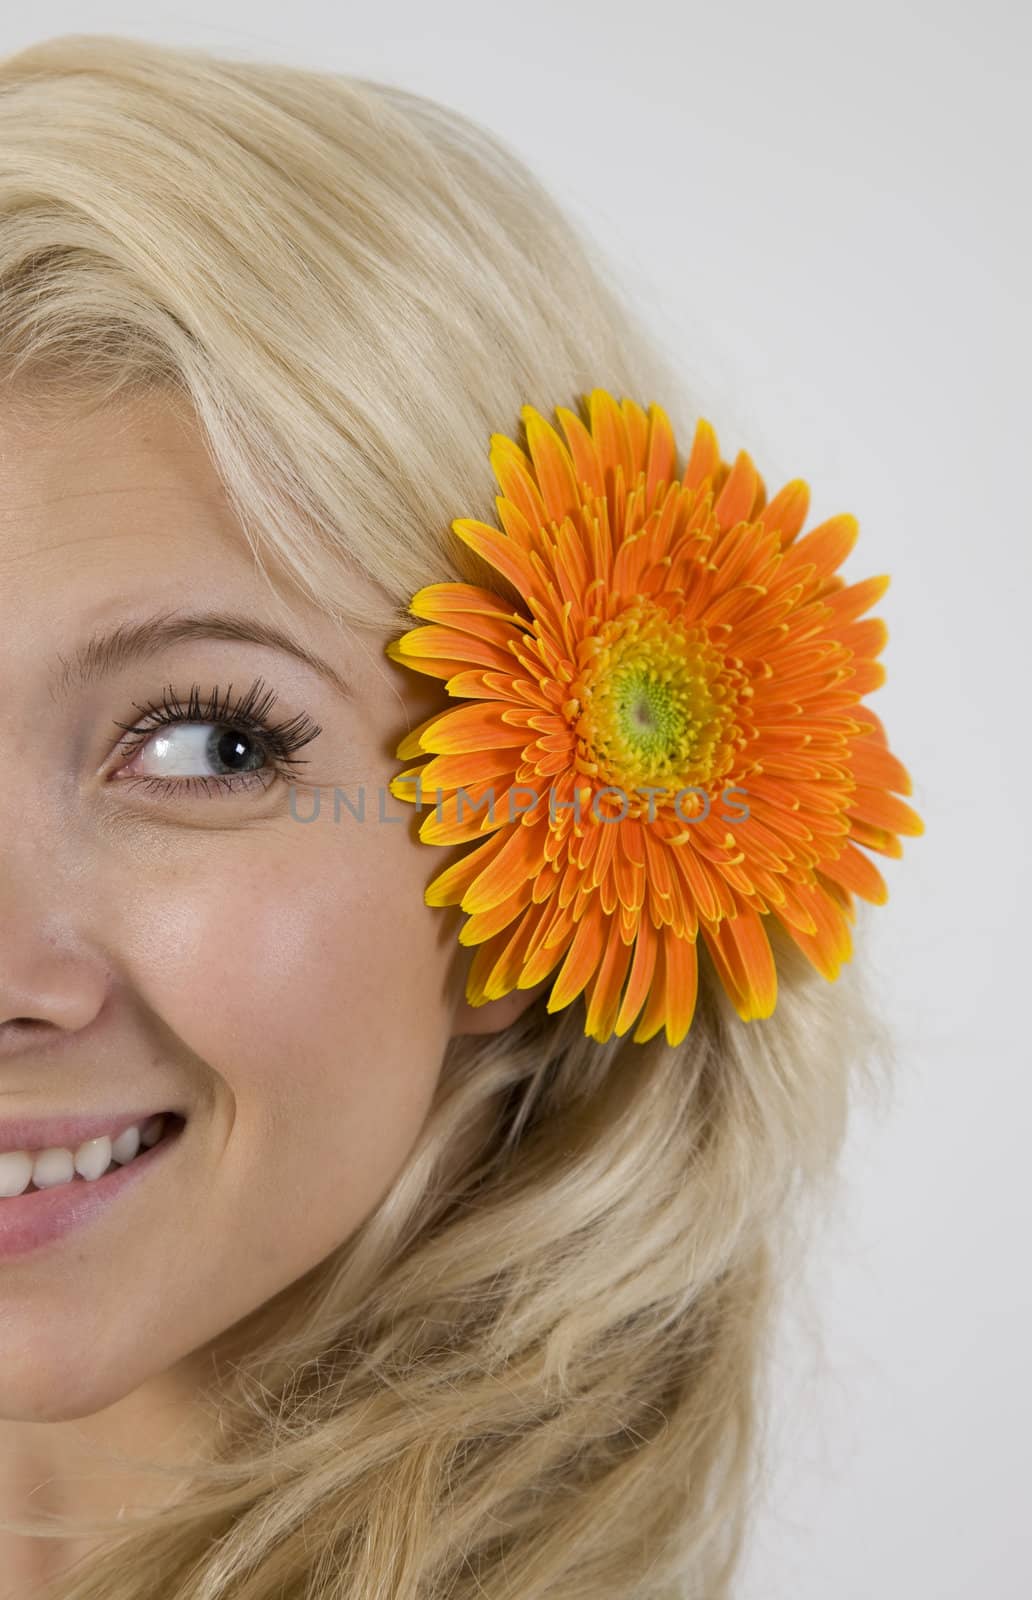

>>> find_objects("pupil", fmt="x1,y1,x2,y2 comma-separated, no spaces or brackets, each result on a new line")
210,726,264,773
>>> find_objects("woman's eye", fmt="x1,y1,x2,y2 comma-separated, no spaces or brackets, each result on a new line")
115,722,276,797
108,680,323,800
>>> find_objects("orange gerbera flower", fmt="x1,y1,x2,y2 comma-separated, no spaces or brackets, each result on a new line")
385,389,923,1047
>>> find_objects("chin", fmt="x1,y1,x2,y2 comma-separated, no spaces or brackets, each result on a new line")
0,1347,148,1424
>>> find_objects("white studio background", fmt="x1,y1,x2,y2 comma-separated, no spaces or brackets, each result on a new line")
1,4,1027,1596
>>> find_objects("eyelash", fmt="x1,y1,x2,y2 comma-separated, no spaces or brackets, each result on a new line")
110,677,323,800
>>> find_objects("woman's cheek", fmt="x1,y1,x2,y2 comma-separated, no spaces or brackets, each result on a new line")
97,822,453,1246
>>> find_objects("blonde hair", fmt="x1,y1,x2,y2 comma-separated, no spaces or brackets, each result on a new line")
0,34,894,1599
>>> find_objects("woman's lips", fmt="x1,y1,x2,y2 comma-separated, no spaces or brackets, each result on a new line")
0,1114,186,1260
0,1107,183,1155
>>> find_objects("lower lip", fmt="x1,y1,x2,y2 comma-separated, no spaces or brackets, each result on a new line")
0,1116,186,1261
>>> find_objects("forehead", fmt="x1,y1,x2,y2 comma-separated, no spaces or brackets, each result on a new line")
0,391,444,730
0,390,260,581
0,390,400,698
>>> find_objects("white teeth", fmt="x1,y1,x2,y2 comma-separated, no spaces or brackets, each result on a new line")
32,1148,76,1189
74,1135,113,1182
0,1152,34,1199
111,1125,140,1165
0,1115,169,1199
32,1152,76,1190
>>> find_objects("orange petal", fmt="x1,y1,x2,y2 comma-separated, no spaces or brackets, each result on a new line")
520,900,577,985
490,434,550,535
614,911,658,1037
465,910,536,1004
609,524,655,598
846,659,887,695
547,895,607,1012
769,878,819,936
461,816,551,914
643,403,678,512
452,518,540,595
589,388,635,486
583,912,634,1041
780,513,859,582
852,704,889,746
420,701,535,755
770,878,853,981
444,669,556,711
838,616,888,659
662,930,700,1045
424,831,508,906
484,908,547,998
846,818,904,859
846,786,924,837
408,582,525,627
714,450,760,531
820,874,855,921
489,915,547,998
823,574,891,626
759,478,810,546
555,404,605,497
698,917,748,1016
552,514,592,604
387,765,429,805
384,644,480,682
817,842,889,904
666,838,720,926
613,836,646,913
395,710,451,761
682,417,722,491
459,880,535,946
848,739,914,795
621,397,651,481
464,926,517,1005
387,623,517,675
496,493,547,561
702,909,777,1020
631,926,669,1043
523,407,582,527
415,749,517,789
419,782,509,845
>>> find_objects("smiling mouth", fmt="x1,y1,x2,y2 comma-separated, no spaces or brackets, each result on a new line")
0,1112,187,1198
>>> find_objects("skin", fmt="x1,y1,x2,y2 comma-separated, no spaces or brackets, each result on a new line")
0,391,547,1591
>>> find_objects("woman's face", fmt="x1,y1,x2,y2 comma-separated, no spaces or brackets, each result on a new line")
0,392,537,1423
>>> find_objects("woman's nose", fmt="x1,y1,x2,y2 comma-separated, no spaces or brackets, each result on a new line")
0,871,110,1053
0,942,108,1053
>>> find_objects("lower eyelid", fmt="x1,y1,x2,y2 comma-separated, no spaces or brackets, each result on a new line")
116,770,278,799
109,721,287,798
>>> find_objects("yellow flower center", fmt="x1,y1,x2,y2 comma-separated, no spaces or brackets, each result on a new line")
569,600,746,813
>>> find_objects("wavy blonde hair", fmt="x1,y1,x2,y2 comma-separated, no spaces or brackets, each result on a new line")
0,33,894,1599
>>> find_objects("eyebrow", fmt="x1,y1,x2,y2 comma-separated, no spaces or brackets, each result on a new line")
51,609,354,702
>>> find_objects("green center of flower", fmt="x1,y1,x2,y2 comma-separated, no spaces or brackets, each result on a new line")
569,600,745,804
